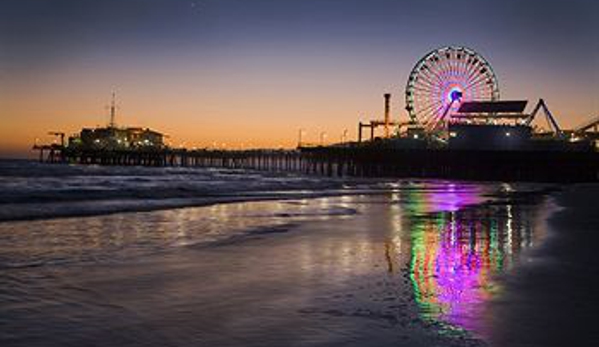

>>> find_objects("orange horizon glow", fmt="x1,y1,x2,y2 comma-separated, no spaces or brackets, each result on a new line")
2,68,596,159
2,0,597,159
2,41,598,159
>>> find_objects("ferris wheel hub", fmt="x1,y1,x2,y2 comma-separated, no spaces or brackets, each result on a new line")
450,90,463,102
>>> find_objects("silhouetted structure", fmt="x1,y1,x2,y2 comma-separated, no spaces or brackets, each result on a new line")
69,127,165,151
32,48,599,183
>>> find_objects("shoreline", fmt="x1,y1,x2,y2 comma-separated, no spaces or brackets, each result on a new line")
0,176,558,224
484,184,599,346
1,181,566,347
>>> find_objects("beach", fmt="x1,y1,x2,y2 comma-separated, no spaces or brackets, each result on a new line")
0,161,597,346
485,184,599,346
2,0,597,345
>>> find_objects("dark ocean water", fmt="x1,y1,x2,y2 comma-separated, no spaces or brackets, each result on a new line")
0,159,354,221
0,159,509,269
2,159,589,347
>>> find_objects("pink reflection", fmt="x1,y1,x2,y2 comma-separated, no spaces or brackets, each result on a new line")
408,183,507,337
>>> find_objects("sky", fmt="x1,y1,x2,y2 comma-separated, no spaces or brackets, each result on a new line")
1,0,597,157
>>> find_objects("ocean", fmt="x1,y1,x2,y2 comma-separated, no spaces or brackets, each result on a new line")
0,159,596,346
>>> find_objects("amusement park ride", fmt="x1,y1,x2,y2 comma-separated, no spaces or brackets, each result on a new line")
33,45,598,181
357,46,599,150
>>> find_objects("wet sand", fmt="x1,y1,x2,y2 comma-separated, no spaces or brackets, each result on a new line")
3,183,592,346
486,184,599,346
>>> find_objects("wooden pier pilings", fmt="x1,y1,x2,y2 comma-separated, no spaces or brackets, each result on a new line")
34,145,599,183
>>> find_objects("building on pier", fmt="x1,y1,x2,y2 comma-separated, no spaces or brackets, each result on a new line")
66,93,165,151
68,126,165,151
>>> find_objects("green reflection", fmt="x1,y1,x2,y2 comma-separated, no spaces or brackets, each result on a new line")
404,183,541,337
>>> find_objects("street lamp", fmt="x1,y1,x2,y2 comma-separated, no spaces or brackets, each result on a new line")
319,131,327,146
298,129,306,147
341,129,348,143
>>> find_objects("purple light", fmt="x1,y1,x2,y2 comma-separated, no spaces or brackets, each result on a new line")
446,86,464,103
450,90,463,102
406,46,499,126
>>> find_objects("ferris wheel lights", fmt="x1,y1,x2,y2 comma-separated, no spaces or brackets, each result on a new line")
451,90,463,101
405,46,499,131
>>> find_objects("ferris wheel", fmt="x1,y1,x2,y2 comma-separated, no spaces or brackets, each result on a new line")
405,46,499,133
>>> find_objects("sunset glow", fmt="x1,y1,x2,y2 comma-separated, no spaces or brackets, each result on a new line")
1,0,597,157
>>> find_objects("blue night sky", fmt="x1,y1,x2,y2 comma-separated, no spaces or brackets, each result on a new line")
1,0,597,155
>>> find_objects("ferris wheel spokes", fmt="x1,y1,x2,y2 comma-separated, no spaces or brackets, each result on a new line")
405,46,500,136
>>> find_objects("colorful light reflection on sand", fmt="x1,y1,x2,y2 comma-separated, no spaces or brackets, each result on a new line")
405,183,542,337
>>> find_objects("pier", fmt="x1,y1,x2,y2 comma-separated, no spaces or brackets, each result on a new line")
30,47,599,184
33,144,599,183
